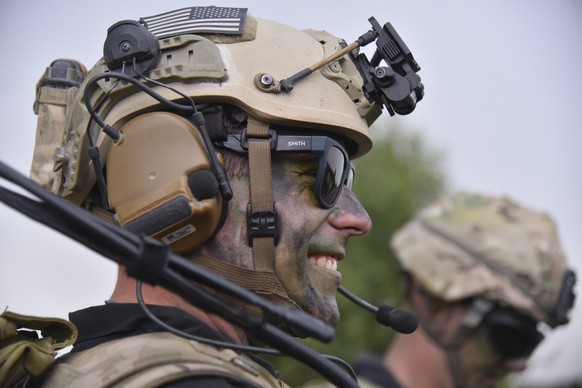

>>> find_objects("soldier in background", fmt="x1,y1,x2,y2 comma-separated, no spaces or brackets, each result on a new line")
353,191,576,388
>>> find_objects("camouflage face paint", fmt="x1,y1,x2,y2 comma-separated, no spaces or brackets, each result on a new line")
270,157,371,326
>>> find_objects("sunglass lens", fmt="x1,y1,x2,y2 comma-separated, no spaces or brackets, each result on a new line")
486,315,544,359
345,165,354,190
319,146,347,207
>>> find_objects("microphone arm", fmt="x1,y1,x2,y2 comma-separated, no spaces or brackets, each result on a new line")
338,285,419,334
338,285,379,314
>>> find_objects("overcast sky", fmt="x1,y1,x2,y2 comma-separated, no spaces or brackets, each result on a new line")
0,1,580,385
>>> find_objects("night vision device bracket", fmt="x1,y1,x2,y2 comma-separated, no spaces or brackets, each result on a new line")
352,17,424,116
255,16,424,117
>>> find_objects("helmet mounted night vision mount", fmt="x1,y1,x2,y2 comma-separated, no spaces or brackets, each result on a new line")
255,16,424,117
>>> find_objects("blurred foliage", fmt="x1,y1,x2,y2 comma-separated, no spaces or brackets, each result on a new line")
265,118,447,386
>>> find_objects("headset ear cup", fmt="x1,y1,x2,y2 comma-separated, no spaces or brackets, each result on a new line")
107,112,224,253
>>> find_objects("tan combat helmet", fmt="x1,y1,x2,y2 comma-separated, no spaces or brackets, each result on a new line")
34,10,384,251
32,7,424,205
391,192,576,327
42,12,381,204
30,6,424,246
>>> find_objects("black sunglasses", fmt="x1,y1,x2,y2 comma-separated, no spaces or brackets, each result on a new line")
483,309,544,360
216,130,354,209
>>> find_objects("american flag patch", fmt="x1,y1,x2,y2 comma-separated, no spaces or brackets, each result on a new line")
140,6,248,38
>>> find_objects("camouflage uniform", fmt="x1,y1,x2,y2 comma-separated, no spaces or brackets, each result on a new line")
42,332,285,387
39,304,288,387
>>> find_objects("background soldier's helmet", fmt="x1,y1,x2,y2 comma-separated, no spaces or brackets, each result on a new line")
391,192,576,327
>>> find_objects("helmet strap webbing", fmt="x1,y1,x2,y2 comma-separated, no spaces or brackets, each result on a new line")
190,253,301,311
239,116,302,315
187,116,303,332
246,116,277,272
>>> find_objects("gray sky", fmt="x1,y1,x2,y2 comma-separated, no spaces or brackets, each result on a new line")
0,0,580,385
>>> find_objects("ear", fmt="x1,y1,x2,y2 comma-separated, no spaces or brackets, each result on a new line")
408,280,458,340
408,280,449,317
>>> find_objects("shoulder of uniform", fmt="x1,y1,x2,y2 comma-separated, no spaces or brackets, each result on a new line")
42,332,288,387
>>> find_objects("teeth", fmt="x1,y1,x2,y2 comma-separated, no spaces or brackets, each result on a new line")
327,259,337,271
309,256,338,271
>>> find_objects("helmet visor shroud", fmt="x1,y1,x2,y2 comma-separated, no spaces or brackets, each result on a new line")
217,131,354,209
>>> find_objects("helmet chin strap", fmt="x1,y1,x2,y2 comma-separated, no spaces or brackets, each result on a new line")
245,116,278,273
190,115,304,333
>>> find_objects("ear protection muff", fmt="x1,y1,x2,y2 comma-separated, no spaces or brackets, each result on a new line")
107,112,224,253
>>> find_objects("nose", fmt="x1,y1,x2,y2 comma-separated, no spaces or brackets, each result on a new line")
328,188,372,236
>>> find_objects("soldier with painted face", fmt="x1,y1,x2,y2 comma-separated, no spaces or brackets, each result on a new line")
2,5,424,388
353,192,576,388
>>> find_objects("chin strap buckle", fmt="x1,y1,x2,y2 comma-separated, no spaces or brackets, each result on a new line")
247,203,278,246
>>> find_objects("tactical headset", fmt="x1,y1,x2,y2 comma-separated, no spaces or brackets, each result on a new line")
88,20,231,254
107,112,226,254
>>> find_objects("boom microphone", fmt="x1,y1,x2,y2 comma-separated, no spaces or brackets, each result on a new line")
375,304,419,334
338,286,419,334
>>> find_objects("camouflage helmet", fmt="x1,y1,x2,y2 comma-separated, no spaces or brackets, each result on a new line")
391,192,576,327
48,9,382,203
